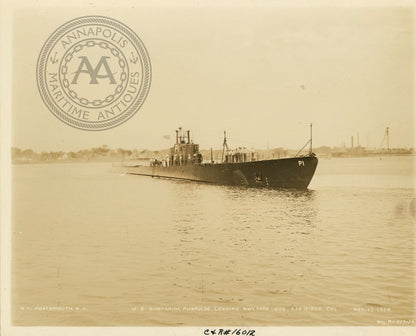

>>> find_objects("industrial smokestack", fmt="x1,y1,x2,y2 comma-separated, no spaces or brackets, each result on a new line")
176,129,179,144
351,136,354,149
187,130,190,144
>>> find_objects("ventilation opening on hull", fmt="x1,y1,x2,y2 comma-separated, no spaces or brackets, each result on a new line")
254,172,263,182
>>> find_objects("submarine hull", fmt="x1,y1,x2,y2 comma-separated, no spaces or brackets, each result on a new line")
122,155,318,189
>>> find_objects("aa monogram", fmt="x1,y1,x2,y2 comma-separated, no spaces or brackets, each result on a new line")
37,16,151,131
71,56,118,85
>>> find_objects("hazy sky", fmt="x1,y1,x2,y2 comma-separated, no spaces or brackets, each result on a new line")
12,4,414,151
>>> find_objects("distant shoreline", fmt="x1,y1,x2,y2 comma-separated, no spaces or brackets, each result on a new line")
12,152,415,165
12,158,120,165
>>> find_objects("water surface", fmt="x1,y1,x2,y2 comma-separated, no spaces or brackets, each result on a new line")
12,156,415,326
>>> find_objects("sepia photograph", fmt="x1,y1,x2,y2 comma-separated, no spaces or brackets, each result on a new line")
1,0,415,335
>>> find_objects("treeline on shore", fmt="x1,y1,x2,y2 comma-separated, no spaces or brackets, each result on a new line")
12,146,163,163
11,144,414,164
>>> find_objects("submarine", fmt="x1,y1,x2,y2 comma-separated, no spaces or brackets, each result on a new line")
122,126,318,189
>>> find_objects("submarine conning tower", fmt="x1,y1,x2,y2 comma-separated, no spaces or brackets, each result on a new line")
170,127,202,166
